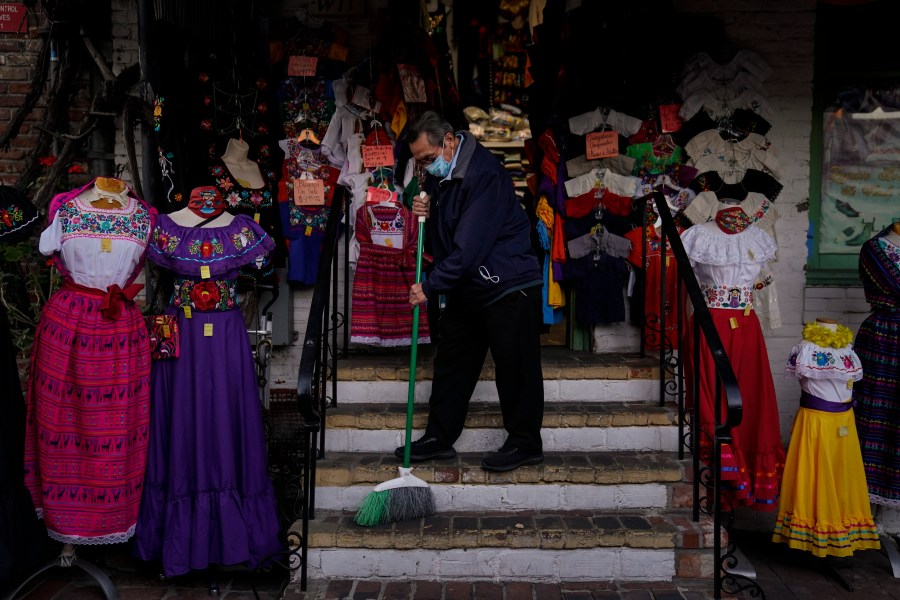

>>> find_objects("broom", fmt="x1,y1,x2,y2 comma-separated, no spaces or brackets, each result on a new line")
354,211,436,527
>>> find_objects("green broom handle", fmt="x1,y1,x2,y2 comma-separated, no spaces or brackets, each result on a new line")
404,215,427,469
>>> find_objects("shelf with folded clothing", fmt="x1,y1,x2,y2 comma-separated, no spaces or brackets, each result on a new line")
487,143,531,200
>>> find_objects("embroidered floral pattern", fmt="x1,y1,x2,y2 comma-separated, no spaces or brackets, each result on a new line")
701,284,753,309
152,228,181,253
0,204,26,233
878,237,900,265
209,162,273,209
172,277,237,312
231,226,257,250
289,206,328,230
188,237,224,258
813,351,836,367
58,198,151,243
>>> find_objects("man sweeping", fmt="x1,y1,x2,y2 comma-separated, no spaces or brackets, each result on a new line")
404,111,545,473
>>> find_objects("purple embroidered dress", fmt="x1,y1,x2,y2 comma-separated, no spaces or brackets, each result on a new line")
134,213,281,576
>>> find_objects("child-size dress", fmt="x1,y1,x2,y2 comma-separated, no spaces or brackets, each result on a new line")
350,203,430,346
24,179,156,544
681,215,785,511
133,213,282,577
854,229,900,507
773,327,879,556
0,187,44,581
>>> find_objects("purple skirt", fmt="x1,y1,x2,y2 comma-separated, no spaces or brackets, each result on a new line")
134,308,281,577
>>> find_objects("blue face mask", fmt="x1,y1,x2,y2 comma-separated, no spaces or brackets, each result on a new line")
425,144,452,178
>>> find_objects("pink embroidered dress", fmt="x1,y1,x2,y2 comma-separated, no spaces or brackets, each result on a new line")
350,203,431,347
24,179,156,544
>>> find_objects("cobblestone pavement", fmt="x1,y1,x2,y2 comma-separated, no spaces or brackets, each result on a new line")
4,530,899,599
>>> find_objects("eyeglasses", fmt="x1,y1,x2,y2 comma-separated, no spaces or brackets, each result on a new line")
415,144,443,167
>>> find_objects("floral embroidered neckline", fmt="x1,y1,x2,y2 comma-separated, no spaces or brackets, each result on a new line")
802,321,853,349
715,206,753,234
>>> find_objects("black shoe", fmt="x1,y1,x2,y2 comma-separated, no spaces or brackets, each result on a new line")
835,199,860,218
481,446,544,472
394,436,457,462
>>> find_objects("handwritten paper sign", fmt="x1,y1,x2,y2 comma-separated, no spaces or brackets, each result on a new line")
659,104,684,133
288,55,318,77
362,144,394,168
586,131,618,160
0,3,27,33
365,186,399,206
293,178,325,206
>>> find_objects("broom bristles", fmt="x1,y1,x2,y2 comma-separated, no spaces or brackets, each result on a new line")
354,486,435,527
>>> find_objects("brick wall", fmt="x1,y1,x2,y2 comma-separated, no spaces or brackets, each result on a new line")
0,15,47,183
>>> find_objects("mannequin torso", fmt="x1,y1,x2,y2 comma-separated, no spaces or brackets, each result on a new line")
84,177,129,209
884,221,900,248
221,138,264,189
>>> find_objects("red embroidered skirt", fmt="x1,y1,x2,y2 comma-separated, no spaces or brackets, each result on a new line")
24,285,151,544
684,308,785,511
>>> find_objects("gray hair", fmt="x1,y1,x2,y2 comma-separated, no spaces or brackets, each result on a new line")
405,111,453,146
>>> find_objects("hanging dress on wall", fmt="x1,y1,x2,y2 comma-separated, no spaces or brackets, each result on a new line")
681,211,785,511
134,213,282,576
350,203,431,347
24,180,156,544
773,322,879,556
0,186,45,581
853,229,900,507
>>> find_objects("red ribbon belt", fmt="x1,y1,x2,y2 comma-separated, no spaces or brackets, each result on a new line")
62,281,143,319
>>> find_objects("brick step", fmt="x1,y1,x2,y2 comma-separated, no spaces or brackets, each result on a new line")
315,451,684,512
335,348,662,405
301,509,720,582
323,401,680,453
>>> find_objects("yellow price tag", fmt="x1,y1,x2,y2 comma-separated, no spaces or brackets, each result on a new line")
846,379,854,390
162,324,171,338
748,249,755,260
729,317,738,330
305,225,313,237
665,256,670,267
838,426,849,437
183,306,192,319
100,238,112,253
744,306,751,316
200,265,211,279
254,212,261,223
204,323,213,337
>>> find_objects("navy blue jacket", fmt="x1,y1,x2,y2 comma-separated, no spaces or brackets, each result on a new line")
420,131,541,309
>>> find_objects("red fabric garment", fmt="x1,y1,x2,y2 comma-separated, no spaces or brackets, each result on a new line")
61,281,144,320
551,211,567,264
624,226,678,351
564,191,599,219
599,191,633,217
683,308,786,511
628,119,660,145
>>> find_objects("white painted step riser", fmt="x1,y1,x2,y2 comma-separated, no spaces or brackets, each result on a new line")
315,483,669,512
302,548,675,582
323,426,679,453
337,379,661,404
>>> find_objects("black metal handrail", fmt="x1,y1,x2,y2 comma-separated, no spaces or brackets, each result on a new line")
645,190,763,599
291,186,347,591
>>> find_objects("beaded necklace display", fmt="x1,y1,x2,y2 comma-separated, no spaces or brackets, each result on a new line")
802,321,853,349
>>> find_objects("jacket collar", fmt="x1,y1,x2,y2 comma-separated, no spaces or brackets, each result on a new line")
446,130,478,182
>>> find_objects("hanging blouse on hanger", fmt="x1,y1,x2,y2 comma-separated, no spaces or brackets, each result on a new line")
679,49,771,89
684,130,780,184
689,169,783,203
